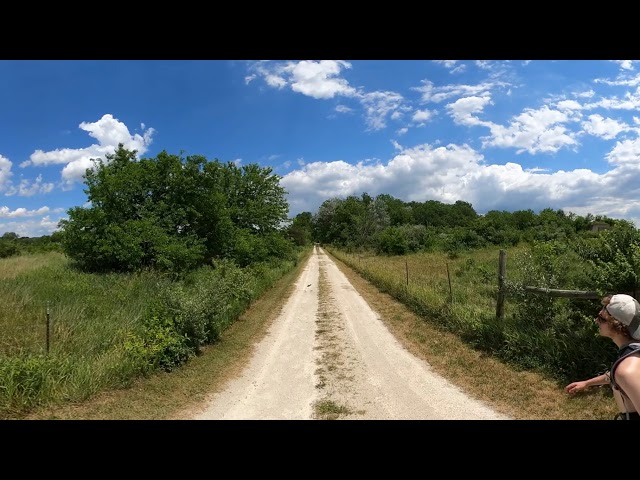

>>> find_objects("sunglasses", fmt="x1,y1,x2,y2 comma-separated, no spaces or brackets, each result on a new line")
595,312,608,323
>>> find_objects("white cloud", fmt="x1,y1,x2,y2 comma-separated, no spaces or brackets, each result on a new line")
251,60,357,99
14,175,55,197
434,60,459,69
248,60,410,131
0,206,58,218
411,109,435,125
581,114,628,140
604,137,640,166
612,60,636,71
0,155,13,193
359,91,406,131
481,105,579,154
20,114,155,188
0,214,64,237
446,95,493,126
475,61,493,70
413,79,507,104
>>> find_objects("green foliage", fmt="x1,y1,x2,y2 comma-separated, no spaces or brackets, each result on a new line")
125,260,256,371
0,232,62,259
0,354,75,416
0,249,306,417
286,212,314,246
0,239,20,258
575,220,640,294
58,144,293,275
330,236,627,386
375,226,410,255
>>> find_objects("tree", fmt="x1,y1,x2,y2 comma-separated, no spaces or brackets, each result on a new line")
286,212,314,246
59,144,293,273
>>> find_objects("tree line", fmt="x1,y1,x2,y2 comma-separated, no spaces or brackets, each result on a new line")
300,192,617,255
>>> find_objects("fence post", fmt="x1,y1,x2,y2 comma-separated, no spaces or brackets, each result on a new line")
446,262,452,302
46,301,51,354
496,250,506,320
405,259,409,286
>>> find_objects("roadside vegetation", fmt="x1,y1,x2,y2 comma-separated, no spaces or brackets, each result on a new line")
0,144,308,419
2,144,638,420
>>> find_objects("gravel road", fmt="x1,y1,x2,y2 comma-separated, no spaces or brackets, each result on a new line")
192,246,509,420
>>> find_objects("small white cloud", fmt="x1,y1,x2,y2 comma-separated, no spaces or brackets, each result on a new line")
612,60,635,71
0,205,51,218
17,175,55,197
582,114,627,140
0,154,13,193
411,109,434,124
434,60,459,69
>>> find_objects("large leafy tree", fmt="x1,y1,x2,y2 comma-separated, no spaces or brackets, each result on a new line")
59,144,292,273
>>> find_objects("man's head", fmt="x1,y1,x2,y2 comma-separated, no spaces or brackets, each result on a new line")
603,294,640,341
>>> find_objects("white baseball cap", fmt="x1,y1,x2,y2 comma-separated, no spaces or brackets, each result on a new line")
606,294,640,340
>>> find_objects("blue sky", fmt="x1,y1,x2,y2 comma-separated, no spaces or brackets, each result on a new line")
1,59,640,237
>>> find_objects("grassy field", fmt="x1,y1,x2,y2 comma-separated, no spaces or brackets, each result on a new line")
0,249,307,419
16,247,618,420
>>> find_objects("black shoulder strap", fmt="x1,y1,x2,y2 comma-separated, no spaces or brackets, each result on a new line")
610,342,640,391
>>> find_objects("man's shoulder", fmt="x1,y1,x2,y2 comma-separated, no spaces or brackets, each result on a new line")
615,353,640,378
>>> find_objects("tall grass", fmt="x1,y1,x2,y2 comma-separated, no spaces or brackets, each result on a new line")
327,245,611,386
0,250,309,418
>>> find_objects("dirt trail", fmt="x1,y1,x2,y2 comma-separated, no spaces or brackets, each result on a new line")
191,247,510,420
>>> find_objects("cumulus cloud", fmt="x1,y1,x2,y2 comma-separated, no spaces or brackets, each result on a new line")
411,109,435,125
581,114,628,140
247,60,410,131
0,205,63,218
0,215,64,237
20,114,155,188
249,60,357,100
480,105,580,154
447,95,493,126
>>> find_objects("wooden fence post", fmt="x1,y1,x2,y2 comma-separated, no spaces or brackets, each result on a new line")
496,250,506,320
405,259,409,286
46,301,51,354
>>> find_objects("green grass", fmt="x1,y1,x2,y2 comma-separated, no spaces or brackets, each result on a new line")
326,245,611,385
0,249,309,419
313,399,352,419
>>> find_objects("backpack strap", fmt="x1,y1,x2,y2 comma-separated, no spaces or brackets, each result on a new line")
610,342,640,391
